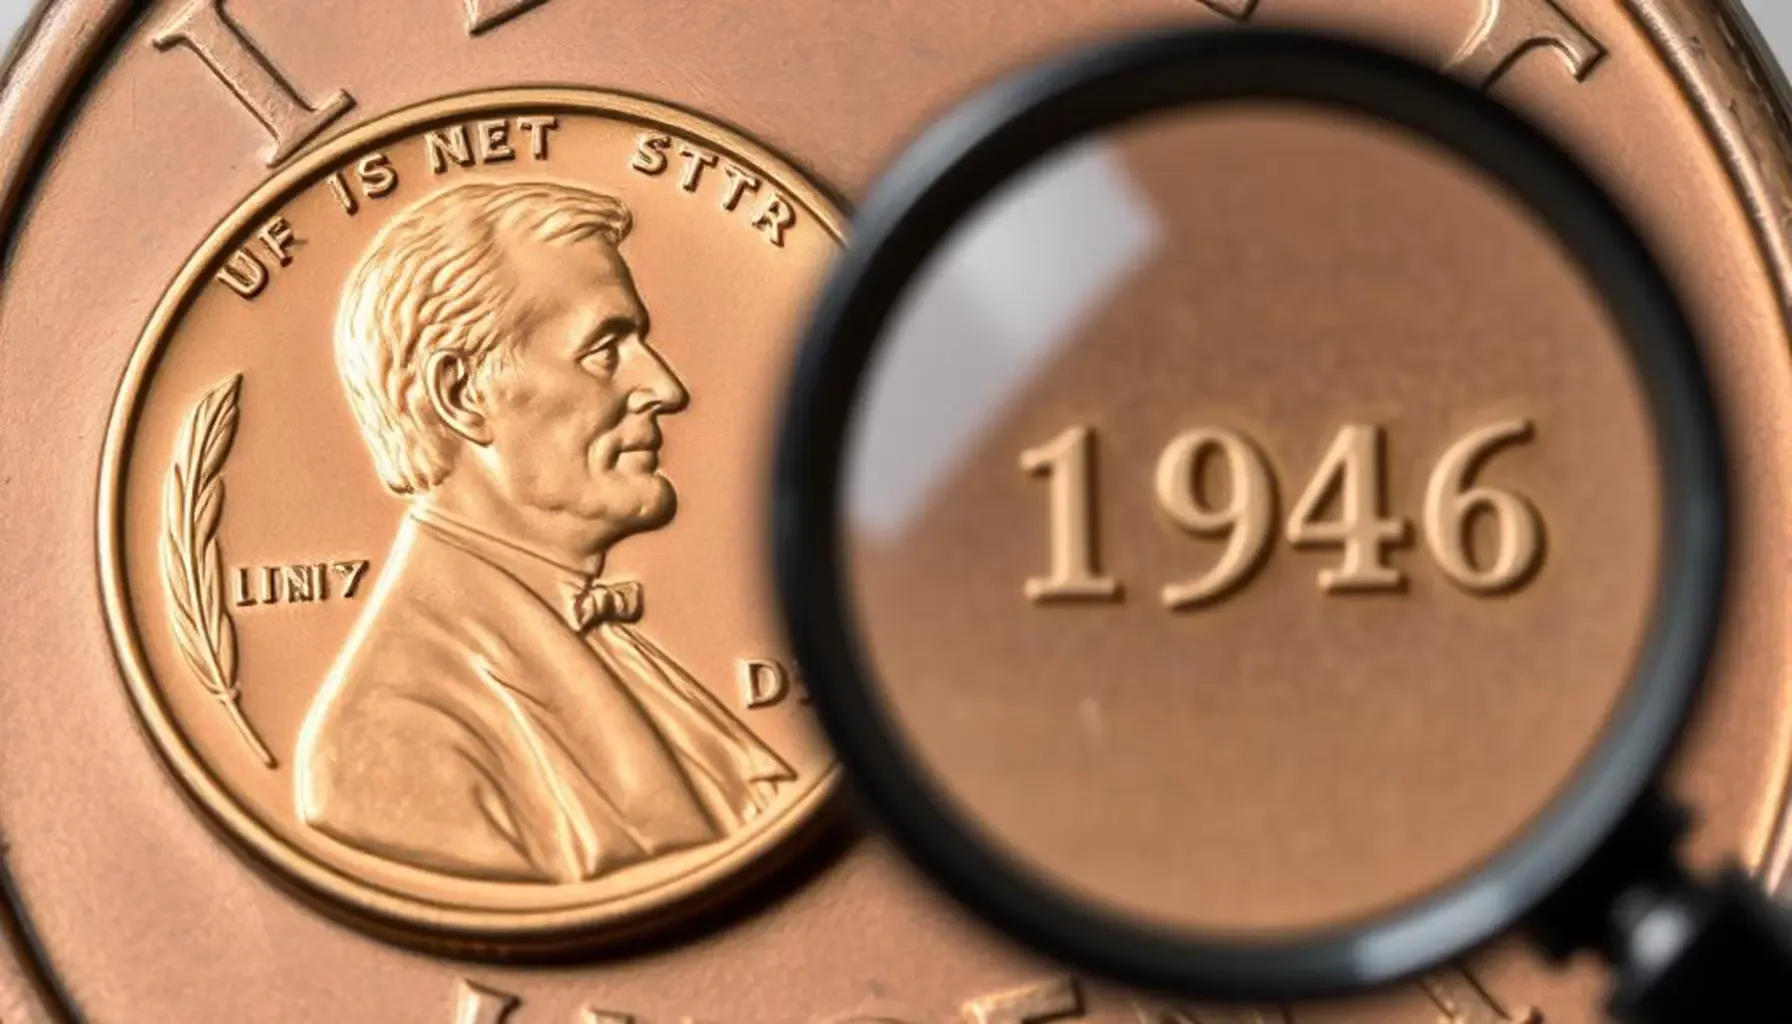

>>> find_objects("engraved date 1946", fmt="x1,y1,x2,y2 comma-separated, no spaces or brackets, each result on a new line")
1023,421,1542,608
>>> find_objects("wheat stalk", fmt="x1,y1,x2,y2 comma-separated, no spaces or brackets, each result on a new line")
161,374,276,768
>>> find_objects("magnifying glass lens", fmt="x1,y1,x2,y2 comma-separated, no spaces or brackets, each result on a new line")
841,100,1661,938
779,30,1726,1000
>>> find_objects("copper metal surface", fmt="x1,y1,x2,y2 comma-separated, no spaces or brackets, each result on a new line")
98,88,841,949
846,103,1662,936
0,0,1787,1021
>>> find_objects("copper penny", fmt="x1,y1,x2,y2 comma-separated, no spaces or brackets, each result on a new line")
97,87,841,947
0,0,1788,1022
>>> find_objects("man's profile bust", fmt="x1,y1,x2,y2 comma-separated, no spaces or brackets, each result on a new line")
293,180,793,885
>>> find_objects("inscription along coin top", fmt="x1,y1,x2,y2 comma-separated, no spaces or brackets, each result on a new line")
99,88,842,945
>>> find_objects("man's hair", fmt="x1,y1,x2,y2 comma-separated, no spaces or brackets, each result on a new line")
335,180,633,495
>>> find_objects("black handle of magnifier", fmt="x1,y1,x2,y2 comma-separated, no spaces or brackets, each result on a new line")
1525,793,1792,1024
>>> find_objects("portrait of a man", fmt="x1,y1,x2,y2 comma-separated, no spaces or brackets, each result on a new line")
293,180,794,885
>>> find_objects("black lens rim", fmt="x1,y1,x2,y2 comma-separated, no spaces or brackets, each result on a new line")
773,26,1728,1000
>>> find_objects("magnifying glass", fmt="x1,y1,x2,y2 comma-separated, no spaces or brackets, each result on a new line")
773,26,1792,1023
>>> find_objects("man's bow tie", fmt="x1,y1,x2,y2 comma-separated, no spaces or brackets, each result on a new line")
566,579,644,631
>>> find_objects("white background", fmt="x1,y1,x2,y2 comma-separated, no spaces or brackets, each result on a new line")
1750,1,1792,51
0,1,1787,95
1,0,26,58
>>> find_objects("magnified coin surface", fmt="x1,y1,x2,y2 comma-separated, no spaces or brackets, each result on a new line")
0,0,1790,1021
841,98,1668,937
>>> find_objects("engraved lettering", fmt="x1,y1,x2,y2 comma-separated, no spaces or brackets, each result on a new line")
720,163,761,212
631,133,672,175
740,658,790,708
466,0,552,35
216,215,297,297
325,154,398,217
248,564,276,604
476,119,516,163
359,153,399,198
215,249,268,299
678,144,720,192
750,194,797,247
428,125,476,173
963,977,1083,1024
517,116,558,159
332,559,371,598
455,980,522,1024
1022,425,1122,603
1421,966,1542,1023
122,84,842,954
1449,0,1605,89
430,120,553,173
233,566,258,607
582,1013,634,1024
257,216,297,267
634,135,794,246
235,560,370,605
282,564,317,603
151,0,354,166
242,565,278,604
326,172,358,215
1190,0,1259,20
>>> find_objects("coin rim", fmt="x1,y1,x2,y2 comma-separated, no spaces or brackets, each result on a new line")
95,85,845,947
773,26,1729,1001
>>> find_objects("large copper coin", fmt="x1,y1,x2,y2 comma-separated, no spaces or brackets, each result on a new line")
99,87,841,949
0,1,1789,1022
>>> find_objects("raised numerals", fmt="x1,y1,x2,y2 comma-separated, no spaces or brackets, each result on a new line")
1021,426,1122,603
1423,419,1543,594
1024,421,1543,608
1155,428,1275,609
1285,424,1410,593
